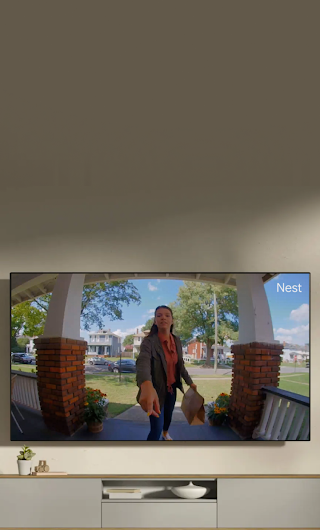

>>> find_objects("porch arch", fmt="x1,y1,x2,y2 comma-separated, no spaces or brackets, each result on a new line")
11,272,281,438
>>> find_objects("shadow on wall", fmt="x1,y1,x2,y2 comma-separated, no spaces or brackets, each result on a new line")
0,279,10,449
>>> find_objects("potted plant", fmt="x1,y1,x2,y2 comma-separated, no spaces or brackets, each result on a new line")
206,393,230,426
17,445,36,475
84,387,108,433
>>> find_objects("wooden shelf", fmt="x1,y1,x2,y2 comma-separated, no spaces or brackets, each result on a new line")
101,498,217,503
1,474,320,478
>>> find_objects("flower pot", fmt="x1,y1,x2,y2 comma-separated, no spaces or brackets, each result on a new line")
17,459,33,475
208,417,225,426
86,421,103,433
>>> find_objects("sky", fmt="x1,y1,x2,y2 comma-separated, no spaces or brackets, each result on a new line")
80,273,310,347
264,273,309,346
81,278,181,343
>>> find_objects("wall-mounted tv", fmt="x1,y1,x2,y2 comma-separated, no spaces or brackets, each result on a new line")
10,272,310,442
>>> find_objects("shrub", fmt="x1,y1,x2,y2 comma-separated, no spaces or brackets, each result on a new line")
207,393,230,423
83,387,108,424
17,445,36,460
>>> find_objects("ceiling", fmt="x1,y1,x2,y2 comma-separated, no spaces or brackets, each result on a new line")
10,273,278,306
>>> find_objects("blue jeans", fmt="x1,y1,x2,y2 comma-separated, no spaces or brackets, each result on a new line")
147,384,177,441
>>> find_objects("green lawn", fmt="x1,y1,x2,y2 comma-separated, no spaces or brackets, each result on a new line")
84,374,234,417
184,360,228,368
94,373,309,417
11,364,36,373
182,379,232,403
192,373,232,378
12,364,309,416
85,372,309,440
188,373,310,399
278,373,309,397
279,373,309,384
13,360,309,440
85,373,138,418
281,361,308,368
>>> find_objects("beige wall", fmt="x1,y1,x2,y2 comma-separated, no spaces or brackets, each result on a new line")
0,1,319,475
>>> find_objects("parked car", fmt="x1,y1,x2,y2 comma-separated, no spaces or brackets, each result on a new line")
88,356,113,367
108,359,136,373
306,360,309,368
11,353,35,364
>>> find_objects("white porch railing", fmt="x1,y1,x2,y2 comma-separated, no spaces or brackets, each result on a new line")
252,386,310,440
11,370,41,411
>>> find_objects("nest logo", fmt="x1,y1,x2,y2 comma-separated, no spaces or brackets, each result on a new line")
277,283,302,293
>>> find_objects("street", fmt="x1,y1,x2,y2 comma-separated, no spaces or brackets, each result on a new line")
84,364,309,376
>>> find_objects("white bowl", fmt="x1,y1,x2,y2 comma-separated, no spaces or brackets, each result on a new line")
171,481,208,499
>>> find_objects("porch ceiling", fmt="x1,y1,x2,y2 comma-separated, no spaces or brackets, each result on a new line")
11,272,279,306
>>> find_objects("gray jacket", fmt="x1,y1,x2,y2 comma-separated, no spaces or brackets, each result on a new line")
136,333,193,410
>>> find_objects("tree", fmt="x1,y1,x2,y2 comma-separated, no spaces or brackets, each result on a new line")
169,282,239,371
141,317,154,332
11,336,24,353
11,301,46,339
123,334,134,347
11,280,142,349
10,337,30,354
32,281,141,331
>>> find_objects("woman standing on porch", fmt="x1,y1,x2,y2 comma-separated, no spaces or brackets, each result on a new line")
136,305,197,441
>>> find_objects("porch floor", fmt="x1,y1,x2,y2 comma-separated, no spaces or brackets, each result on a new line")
11,404,243,441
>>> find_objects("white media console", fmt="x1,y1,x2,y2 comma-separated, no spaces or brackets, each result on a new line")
0,475,319,528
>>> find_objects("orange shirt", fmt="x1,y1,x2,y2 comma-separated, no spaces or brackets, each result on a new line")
157,332,178,393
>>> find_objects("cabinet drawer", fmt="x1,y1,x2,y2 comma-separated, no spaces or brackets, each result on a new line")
102,501,217,528
0,478,101,528
217,478,320,528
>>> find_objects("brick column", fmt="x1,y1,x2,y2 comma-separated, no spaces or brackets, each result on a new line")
227,342,283,439
34,337,87,436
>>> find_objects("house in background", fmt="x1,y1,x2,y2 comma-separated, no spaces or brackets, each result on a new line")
282,348,309,363
87,329,121,357
133,328,150,354
187,338,225,361
26,335,87,354
187,338,206,360
223,346,233,360
25,337,36,353
123,343,134,353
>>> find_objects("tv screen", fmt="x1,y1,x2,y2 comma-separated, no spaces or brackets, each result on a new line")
10,272,310,442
